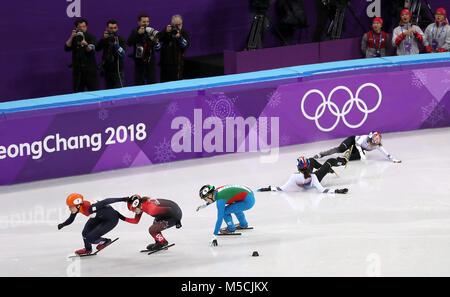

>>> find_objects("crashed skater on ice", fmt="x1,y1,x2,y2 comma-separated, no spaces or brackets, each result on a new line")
313,131,401,163
257,156,349,194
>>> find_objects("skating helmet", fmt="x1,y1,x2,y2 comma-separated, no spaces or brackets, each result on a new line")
368,131,382,145
66,193,84,207
297,156,310,170
199,185,215,200
127,194,143,211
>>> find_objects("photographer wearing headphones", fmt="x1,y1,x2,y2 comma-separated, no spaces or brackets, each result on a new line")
97,20,127,89
127,14,161,86
64,18,99,92
158,15,190,83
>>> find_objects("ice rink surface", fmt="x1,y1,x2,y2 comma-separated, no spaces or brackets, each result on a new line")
0,127,450,277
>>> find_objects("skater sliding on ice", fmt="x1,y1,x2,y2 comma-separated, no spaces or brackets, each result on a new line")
257,156,349,194
197,185,255,246
313,131,401,163
122,195,182,252
58,193,128,256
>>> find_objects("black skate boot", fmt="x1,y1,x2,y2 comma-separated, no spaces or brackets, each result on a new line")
147,241,169,251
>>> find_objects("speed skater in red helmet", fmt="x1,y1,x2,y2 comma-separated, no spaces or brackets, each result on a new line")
58,194,129,256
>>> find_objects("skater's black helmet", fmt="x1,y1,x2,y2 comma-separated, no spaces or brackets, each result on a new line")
199,185,215,200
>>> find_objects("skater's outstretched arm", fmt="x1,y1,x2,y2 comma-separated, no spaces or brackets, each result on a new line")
88,197,128,214
377,145,401,163
58,213,77,230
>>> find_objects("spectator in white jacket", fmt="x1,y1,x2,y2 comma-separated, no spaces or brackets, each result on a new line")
424,8,450,54
392,9,424,56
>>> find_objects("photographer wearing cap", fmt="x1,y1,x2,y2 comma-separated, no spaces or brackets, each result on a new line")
158,15,190,83
127,13,161,85
361,18,390,58
97,20,127,89
64,18,99,92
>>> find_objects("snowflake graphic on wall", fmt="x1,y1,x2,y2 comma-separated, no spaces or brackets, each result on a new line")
206,93,237,124
167,102,179,116
122,153,133,166
99,108,109,121
411,71,428,88
154,138,176,163
421,100,446,127
267,90,282,108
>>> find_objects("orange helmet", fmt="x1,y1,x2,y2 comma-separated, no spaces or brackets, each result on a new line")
66,193,84,207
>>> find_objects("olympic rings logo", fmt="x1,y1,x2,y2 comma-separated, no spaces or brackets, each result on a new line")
300,83,382,132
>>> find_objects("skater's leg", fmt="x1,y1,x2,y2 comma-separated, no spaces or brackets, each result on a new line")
309,158,323,170
83,209,119,247
224,193,255,230
149,220,169,244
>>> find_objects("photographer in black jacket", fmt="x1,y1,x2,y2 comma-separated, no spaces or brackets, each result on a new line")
127,13,161,86
64,18,99,92
97,20,127,89
158,14,190,82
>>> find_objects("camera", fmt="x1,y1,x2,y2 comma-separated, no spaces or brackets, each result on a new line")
144,26,159,38
73,29,85,44
170,24,181,36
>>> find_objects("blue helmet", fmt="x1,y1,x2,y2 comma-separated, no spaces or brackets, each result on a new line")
297,156,310,170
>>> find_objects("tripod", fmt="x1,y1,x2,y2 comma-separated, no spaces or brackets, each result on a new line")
409,0,433,27
326,0,367,40
246,12,288,50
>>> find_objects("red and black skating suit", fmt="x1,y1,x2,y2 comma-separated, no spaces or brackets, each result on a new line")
125,198,182,244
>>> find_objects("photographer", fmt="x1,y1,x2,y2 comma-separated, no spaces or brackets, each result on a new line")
361,18,390,58
97,20,127,89
127,14,161,85
64,18,99,92
158,15,190,82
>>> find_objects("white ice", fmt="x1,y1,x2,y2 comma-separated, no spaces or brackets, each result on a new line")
0,127,450,277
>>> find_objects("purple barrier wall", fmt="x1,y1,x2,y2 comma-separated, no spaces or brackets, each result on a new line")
224,38,363,74
2,0,449,102
1,59,449,185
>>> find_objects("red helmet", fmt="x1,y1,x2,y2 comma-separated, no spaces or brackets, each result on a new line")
127,194,142,211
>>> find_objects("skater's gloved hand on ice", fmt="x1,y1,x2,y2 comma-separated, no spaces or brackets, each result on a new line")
196,204,208,212
334,188,348,194
210,235,218,247
57,223,64,230
176,221,182,229
392,158,401,163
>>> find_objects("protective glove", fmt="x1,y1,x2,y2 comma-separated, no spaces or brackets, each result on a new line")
334,188,349,194
176,221,182,229
196,204,208,212
210,235,218,247
57,223,64,230
392,158,402,163
425,45,433,53
438,48,448,53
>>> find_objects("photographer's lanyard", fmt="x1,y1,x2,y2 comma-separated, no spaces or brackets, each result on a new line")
400,24,413,39
432,24,446,40
372,31,383,50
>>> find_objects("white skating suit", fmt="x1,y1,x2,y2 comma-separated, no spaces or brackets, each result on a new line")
355,135,393,161
272,172,334,193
